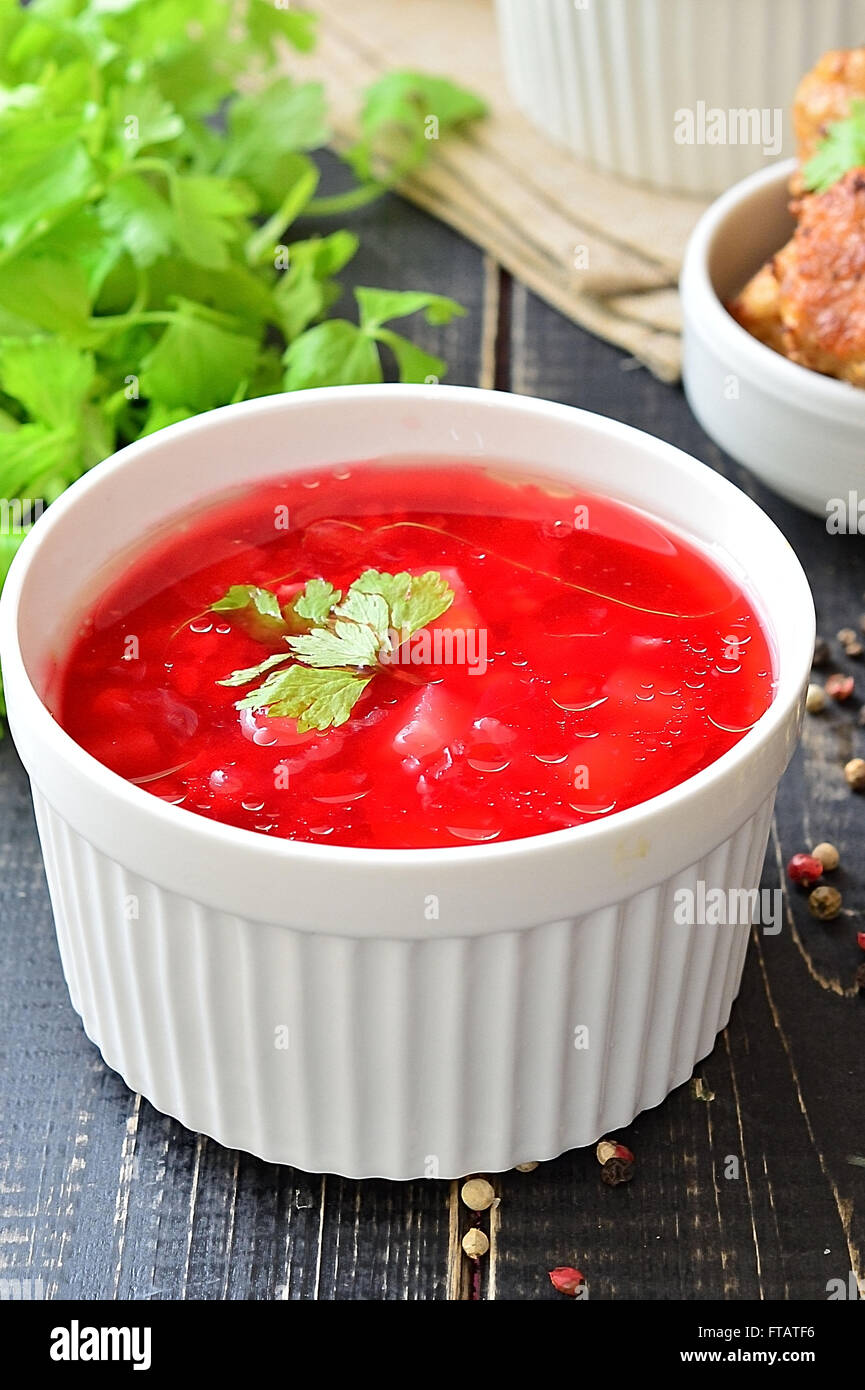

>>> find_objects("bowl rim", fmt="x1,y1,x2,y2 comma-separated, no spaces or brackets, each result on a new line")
0,385,814,915
680,156,865,420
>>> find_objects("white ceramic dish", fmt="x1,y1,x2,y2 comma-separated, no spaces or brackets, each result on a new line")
0,386,813,1179
681,158,865,517
495,0,865,195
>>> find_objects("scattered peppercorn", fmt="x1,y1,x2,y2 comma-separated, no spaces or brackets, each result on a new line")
826,673,855,702
828,669,856,700
837,627,857,647
844,757,865,791
812,842,840,871
549,1266,585,1297
514,1162,539,1172
812,637,831,668
805,683,826,714
856,962,865,993
596,1139,635,1166
787,853,824,886
460,1177,495,1211
808,885,843,920
846,641,863,658
601,1156,635,1187
462,1229,489,1259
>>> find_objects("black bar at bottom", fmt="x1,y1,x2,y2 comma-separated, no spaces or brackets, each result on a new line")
0,1296,858,1373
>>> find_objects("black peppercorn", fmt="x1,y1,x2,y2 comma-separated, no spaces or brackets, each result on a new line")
601,1157,634,1187
812,637,831,668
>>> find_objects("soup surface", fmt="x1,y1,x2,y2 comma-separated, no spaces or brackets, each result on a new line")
58,461,775,848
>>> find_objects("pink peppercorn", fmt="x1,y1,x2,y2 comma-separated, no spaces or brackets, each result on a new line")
549,1267,586,1297
787,853,824,886
825,673,854,702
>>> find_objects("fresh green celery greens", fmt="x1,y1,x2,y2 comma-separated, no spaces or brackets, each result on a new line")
0,0,486,722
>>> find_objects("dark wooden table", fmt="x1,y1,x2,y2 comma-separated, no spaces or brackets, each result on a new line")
2,181,864,1303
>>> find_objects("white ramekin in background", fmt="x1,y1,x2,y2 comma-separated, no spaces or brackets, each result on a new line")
496,0,865,195
0,387,813,1179
681,158,865,516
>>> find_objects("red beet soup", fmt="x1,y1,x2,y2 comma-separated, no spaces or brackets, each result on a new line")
57,461,775,848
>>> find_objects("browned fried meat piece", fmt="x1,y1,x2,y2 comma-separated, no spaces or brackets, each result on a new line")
729,168,865,386
727,260,786,353
793,47,865,165
773,167,865,386
730,50,865,385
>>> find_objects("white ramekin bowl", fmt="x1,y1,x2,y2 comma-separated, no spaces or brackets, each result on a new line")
495,0,865,195
681,158,865,517
0,386,813,1179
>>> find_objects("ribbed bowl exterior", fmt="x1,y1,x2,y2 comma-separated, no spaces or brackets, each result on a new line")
495,0,865,194
33,787,775,1179
2,385,812,1181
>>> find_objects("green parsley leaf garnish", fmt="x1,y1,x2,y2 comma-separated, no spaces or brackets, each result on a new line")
0,0,485,728
286,606,386,670
217,652,294,688
237,665,373,734
352,567,454,635
210,584,288,643
292,577,342,623
211,585,282,617
332,586,391,636
802,100,865,192
216,566,455,731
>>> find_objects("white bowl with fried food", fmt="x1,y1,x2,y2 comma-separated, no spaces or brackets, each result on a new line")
681,158,865,517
